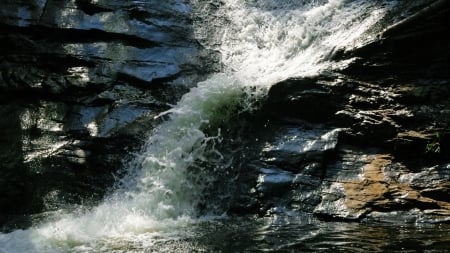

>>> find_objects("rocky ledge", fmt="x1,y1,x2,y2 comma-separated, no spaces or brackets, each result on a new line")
226,0,450,222
0,0,220,225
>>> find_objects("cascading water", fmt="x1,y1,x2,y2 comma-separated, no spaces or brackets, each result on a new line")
0,0,397,252
192,0,388,84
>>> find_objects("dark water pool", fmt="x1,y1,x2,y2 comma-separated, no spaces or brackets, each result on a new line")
2,211,450,252
137,214,450,253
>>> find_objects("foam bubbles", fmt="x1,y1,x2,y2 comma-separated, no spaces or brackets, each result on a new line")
193,0,390,85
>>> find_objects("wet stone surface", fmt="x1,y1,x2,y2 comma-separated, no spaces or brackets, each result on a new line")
0,0,220,220
224,0,450,220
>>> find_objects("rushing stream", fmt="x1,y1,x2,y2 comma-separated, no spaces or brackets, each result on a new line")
2,0,450,252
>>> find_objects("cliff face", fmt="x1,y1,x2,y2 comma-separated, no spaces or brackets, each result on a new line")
0,0,220,222
235,0,450,221
0,0,449,227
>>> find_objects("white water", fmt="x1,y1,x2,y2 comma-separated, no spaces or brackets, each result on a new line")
192,0,388,85
0,1,395,252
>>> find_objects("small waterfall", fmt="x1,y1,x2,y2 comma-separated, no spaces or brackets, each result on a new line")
192,0,389,84
0,0,397,252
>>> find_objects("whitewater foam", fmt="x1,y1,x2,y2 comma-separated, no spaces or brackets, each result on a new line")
192,0,389,85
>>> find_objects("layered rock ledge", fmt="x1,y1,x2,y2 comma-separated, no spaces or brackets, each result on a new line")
227,0,449,222
0,0,220,226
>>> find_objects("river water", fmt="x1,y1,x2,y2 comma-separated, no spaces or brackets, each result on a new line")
2,0,449,252
140,216,450,252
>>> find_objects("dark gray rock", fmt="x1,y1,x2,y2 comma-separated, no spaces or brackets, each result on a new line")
224,0,450,221
0,0,220,219
256,167,294,196
261,127,342,168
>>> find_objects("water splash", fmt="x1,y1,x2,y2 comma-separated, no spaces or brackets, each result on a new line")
0,74,246,253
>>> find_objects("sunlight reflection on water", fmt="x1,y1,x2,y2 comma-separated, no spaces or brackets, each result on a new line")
90,214,450,253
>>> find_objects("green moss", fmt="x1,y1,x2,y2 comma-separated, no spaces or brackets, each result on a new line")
425,132,441,154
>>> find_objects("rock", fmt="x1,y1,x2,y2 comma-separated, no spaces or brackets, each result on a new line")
261,126,342,168
264,77,345,122
315,155,450,221
0,0,219,219
256,167,294,197
0,106,29,214
231,11,450,218
290,173,322,212
379,0,449,39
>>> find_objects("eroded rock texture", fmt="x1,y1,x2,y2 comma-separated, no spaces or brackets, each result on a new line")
229,0,450,222
0,0,219,224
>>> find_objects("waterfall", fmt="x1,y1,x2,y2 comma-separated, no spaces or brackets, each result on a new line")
0,0,396,252
191,0,389,84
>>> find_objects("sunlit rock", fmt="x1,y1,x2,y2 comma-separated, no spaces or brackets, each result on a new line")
0,0,217,217
262,127,342,168
315,155,450,221
256,167,294,196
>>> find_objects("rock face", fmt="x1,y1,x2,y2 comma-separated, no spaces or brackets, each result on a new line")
0,0,219,224
225,0,450,222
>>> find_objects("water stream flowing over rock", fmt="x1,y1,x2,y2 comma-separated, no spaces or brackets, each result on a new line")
0,0,449,252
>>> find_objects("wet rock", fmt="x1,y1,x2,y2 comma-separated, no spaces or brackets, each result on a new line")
314,154,450,221
0,0,220,97
231,0,450,221
290,173,322,212
0,0,219,218
264,77,345,122
236,55,449,220
256,167,294,197
261,126,342,169
0,106,29,214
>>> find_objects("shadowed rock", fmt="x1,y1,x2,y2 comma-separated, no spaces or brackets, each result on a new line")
224,0,450,221
0,0,220,223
